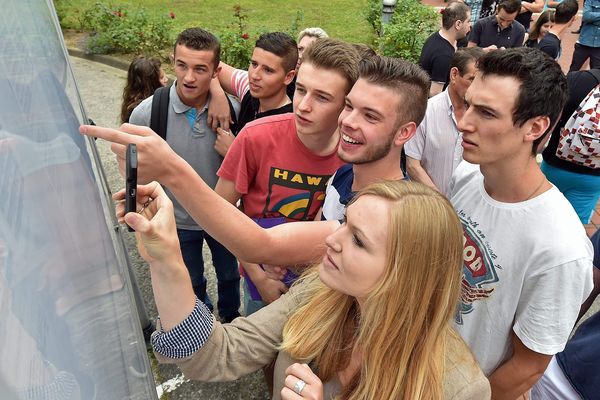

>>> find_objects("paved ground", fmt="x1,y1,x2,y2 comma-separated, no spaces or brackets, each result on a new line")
70,57,269,400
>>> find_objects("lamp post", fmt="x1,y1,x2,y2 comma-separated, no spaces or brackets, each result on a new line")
382,0,398,25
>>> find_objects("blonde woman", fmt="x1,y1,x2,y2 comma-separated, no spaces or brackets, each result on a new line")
120,180,490,399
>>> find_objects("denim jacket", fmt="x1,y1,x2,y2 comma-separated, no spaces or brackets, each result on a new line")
580,0,600,48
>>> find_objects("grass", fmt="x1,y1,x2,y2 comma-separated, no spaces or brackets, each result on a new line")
55,0,374,44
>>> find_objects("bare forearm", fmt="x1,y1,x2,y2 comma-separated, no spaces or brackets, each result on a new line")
489,358,544,399
164,159,336,265
429,82,443,97
150,259,196,331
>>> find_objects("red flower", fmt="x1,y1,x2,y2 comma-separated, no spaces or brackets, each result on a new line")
440,8,445,14
169,11,176,19
241,33,249,40
112,10,122,17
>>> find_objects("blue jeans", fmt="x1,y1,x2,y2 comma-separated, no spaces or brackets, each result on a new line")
177,229,240,321
541,161,600,224
243,279,265,316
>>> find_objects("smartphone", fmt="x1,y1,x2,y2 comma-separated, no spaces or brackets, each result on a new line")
125,143,137,232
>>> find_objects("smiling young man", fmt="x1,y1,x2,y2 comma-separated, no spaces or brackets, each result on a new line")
449,48,593,399
320,56,430,222
214,39,359,314
128,28,241,323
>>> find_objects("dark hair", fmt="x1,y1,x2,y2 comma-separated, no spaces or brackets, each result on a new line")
120,56,163,123
255,32,298,73
554,0,578,24
497,0,522,14
450,47,485,75
442,2,471,30
359,56,430,127
528,9,555,41
477,48,568,155
302,38,360,93
174,28,220,68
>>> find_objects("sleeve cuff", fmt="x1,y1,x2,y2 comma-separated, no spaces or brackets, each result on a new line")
151,298,214,359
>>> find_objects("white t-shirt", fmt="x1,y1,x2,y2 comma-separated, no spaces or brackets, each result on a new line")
450,162,594,375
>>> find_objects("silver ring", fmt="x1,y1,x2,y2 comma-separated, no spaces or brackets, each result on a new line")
293,379,306,395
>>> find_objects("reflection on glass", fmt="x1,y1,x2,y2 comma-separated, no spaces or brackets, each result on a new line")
0,1,157,399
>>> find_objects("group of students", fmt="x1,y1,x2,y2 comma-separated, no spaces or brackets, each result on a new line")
78,15,600,400
420,0,583,98
417,0,600,228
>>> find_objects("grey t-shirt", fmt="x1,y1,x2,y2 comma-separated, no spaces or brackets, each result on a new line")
129,83,240,230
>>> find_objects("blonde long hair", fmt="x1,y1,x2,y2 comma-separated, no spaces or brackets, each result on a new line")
280,181,464,399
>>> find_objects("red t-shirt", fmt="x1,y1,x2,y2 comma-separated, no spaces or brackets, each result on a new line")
218,113,344,221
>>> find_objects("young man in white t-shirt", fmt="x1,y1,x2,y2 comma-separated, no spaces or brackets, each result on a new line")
449,47,594,399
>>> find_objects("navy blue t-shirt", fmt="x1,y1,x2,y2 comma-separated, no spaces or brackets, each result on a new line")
556,229,600,400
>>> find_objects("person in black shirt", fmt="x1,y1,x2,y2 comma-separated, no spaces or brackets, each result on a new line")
468,0,525,50
524,9,554,47
537,0,578,60
515,0,544,31
210,32,298,156
419,1,471,97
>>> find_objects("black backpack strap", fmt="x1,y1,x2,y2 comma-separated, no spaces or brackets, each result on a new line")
150,85,171,140
587,69,600,85
225,96,238,135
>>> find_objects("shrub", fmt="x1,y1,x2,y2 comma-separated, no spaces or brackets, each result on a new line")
364,0,383,38
77,1,173,56
218,5,255,69
365,0,439,63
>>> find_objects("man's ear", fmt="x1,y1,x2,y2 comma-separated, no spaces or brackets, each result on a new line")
284,69,296,86
524,115,551,143
394,121,417,147
170,54,175,64
449,67,460,83
212,65,222,79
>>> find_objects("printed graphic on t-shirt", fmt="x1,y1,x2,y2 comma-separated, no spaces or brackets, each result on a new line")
455,210,500,324
261,167,328,220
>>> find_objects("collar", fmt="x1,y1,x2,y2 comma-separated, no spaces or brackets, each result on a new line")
170,81,211,114
491,16,512,32
442,89,459,127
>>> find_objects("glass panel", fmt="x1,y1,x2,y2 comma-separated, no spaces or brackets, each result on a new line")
0,1,158,399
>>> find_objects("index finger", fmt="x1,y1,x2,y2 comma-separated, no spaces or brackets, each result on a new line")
79,123,152,145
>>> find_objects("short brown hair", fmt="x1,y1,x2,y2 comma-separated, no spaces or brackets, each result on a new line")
174,28,220,68
442,2,470,30
255,32,298,73
450,47,485,75
301,38,360,93
358,56,430,127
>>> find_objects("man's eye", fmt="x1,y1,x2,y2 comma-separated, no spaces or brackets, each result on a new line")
481,109,495,118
